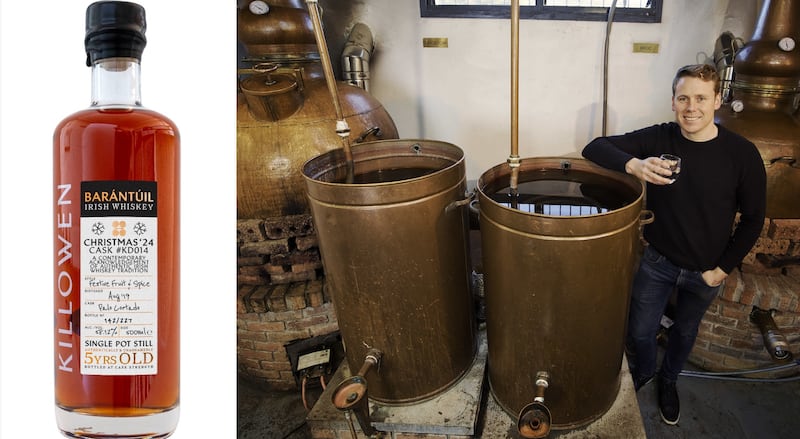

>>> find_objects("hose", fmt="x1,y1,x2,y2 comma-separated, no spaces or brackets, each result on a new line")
301,375,310,411
602,0,618,137
679,358,800,383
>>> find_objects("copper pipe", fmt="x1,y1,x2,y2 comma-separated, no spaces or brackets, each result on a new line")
331,349,383,438
508,0,521,205
305,0,354,181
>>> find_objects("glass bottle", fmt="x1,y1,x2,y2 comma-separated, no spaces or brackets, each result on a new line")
53,2,180,437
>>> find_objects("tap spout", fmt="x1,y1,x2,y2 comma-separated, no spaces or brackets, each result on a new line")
331,349,384,438
517,371,552,438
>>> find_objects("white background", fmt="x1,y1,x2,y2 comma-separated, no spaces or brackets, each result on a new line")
0,1,236,437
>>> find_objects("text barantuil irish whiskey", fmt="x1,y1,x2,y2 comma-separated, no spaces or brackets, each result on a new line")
54,2,180,437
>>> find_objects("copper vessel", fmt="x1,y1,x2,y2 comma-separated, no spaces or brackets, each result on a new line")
302,139,476,404
237,1,398,218
477,157,646,429
715,0,800,219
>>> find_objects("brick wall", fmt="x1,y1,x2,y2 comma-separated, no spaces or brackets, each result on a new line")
309,428,473,439
689,217,800,375
237,214,339,389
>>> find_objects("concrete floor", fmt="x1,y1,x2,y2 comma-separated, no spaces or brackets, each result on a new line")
238,231,800,438
238,360,800,438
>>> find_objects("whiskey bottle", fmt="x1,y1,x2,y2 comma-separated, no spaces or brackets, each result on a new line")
53,2,180,437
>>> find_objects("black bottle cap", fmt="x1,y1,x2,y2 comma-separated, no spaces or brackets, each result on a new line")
85,1,147,66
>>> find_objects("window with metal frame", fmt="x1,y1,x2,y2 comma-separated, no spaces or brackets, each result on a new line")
419,0,662,23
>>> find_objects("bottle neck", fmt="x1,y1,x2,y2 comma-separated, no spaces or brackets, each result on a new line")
91,57,142,107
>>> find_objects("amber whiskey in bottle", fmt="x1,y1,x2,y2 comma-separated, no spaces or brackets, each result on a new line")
53,2,180,437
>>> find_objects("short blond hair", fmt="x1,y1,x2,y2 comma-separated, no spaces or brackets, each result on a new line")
672,64,720,95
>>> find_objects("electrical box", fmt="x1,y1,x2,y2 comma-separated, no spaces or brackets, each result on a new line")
285,332,344,388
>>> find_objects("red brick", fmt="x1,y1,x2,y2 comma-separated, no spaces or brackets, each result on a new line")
245,320,286,333
252,341,286,353
259,360,293,372
303,301,333,317
237,338,254,350
768,218,800,239
739,283,757,306
263,309,305,322
263,214,314,239
296,234,318,251
285,282,308,310
238,255,266,267
237,330,267,342
272,350,290,363
239,265,265,277
751,237,791,255
238,273,269,286
239,350,274,362
286,315,329,332
719,271,744,302
268,284,290,312
310,322,340,336
264,263,288,275
308,282,325,307
237,219,266,243
713,324,749,340
271,270,316,284
292,261,323,274
729,337,756,350
239,358,262,370
271,250,320,266
267,330,311,343
237,285,256,314
238,312,262,322
240,238,290,256
740,260,784,275
249,285,272,313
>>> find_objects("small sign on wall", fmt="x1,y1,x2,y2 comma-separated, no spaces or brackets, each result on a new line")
423,37,449,48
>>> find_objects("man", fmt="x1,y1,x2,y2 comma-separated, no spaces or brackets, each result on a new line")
582,64,766,425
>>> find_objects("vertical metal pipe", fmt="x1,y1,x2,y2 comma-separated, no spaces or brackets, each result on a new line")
306,0,355,181
508,0,521,204
602,0,618,136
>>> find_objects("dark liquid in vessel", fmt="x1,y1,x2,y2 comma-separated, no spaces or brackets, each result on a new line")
336,167,437,184
489,170,637,216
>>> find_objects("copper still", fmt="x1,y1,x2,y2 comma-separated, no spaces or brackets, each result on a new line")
714,0,800,219
237,0,398,218
302,139,477,404
477,157,647,429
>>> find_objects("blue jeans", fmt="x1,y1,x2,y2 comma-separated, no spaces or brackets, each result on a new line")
627,245,722,383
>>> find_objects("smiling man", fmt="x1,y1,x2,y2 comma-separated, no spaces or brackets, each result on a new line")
581,64,766,426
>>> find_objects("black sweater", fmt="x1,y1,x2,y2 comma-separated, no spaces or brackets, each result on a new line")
582,122,766,273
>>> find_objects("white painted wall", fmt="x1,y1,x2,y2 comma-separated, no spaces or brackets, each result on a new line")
344,0,759,183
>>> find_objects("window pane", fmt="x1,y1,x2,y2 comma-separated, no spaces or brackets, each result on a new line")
545,0,651,6
433,1,535,5
433,0,651,6
421,0,661,22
